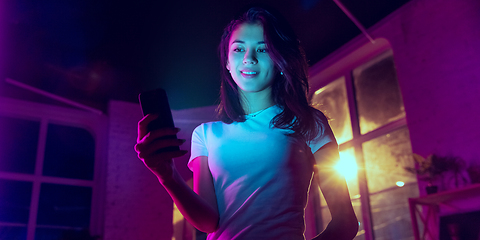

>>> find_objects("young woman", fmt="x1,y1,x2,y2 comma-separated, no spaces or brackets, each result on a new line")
135,7,358,240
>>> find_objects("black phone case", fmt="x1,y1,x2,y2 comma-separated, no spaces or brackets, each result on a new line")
139,88,180,152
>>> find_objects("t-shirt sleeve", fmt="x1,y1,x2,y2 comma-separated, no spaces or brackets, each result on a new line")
187,123,208,171
308,113,338,154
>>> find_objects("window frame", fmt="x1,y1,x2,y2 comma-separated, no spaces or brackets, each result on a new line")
0,96,107,240
309,38,410,240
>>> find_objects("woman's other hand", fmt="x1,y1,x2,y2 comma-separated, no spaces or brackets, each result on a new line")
134,114,188,183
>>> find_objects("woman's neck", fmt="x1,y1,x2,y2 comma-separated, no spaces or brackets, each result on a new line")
239,88,275,114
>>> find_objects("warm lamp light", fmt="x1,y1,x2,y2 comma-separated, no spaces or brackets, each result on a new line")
396,181,405,187
335,151,358,181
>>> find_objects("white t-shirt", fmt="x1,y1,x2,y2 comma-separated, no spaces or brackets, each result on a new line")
188,105,335,240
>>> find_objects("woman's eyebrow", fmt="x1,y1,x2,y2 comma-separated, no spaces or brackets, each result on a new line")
231,40,266,45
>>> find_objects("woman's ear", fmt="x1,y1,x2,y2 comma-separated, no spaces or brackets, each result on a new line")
226,61,230,71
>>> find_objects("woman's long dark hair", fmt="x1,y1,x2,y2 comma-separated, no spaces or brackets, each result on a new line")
217,7,326,142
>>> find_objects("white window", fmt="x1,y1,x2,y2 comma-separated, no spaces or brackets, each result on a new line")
0,97,106,240
309,40,418,240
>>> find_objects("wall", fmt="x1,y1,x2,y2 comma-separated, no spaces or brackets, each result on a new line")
104,100,216,240
380,0,480,163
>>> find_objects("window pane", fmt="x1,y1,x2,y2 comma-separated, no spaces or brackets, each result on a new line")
43,124,95,180
352,50,405,134
311,77,353,144
0,226,27,240
0,116,39,174
35,228,93,240
362,127,418,239
37,183,92,227
0,179,32,223
34,228,63,240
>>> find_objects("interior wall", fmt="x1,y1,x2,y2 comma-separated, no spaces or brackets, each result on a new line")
380,0,480,164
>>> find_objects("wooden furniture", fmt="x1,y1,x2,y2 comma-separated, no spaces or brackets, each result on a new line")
408,183,480,240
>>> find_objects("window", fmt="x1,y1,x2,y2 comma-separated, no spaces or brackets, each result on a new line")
310,42,418,240
0,97,106,240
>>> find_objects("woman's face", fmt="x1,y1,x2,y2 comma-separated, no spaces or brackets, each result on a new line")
226,23,276,95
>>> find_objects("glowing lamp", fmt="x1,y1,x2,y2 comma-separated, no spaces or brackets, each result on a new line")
396,181,405,187
335,152,358,181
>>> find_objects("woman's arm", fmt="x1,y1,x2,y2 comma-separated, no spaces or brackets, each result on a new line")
134,114,219,233
161,156,219,233
312,142,359,240
190,156,219,231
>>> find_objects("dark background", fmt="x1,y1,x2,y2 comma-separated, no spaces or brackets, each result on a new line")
0,0,410,112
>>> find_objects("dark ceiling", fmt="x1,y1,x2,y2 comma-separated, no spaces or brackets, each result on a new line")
1,0,410,112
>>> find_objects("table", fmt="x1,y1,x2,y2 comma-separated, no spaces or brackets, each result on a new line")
408,183,480,240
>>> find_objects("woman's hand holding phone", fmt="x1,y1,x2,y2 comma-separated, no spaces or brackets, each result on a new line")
135,114,188,182
135,88,187,183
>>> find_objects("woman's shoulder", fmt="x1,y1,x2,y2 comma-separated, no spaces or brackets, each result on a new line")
193,120,225,134
197,120,224,128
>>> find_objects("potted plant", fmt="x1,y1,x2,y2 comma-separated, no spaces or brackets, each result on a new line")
405,154,464,194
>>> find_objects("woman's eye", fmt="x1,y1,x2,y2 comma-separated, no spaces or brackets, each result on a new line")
257,48,267,53
233,48,244,52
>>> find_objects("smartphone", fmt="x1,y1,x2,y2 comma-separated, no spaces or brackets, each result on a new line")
138,88,180,152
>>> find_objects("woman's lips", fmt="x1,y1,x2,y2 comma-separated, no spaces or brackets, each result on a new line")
240,71,258,78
